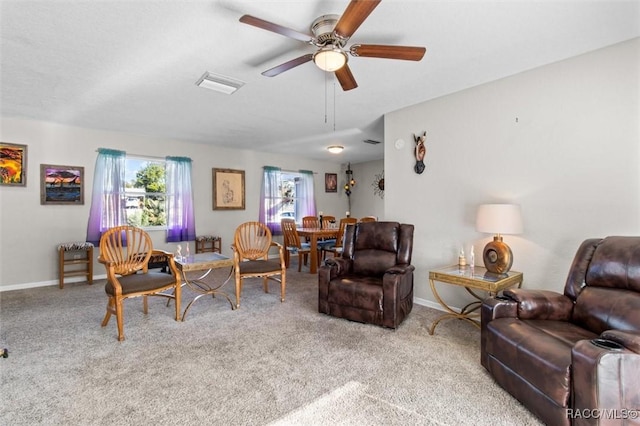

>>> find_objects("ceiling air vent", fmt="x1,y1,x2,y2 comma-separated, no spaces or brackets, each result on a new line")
196,71,245,95
363,139,381,145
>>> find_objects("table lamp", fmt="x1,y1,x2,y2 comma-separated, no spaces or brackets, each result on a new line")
476,204,523,273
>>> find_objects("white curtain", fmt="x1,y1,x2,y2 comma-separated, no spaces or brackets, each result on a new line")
297,170,316,218
165,156,196,242
86,148,126,245
260,166,282,234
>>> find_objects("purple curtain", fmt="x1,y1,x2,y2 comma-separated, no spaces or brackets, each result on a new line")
165,156,196,242
166,157,196,243
260,166,282,234
86,148,126,245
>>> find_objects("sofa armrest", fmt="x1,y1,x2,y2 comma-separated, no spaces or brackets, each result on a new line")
481,297,518,369
601,330,640,354
572,337,640,422
318,258,352,315
385,264,415,275
382,265,414,328
324,257,351,277
503,288,573,320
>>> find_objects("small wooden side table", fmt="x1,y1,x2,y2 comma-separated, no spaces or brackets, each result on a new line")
195,235,221,254
428,265,523,335
57,242,94,289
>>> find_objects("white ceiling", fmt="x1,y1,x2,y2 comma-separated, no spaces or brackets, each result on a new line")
1,0,639,164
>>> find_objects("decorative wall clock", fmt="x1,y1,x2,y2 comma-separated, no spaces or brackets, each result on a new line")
372,171,384,198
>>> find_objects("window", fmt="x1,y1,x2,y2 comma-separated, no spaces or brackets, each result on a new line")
260,167,315,234
86,149,195,245
124,157,166,228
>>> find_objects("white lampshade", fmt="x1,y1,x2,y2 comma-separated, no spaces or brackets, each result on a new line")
476,204,523,235
313,47,347,72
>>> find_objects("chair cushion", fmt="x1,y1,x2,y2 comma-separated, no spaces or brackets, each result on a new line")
327,275,383,312
353,249,397,276
572,287,640,334
105,271,177,296
58,241,94,251
238,259,282,275
486,317,597,406
585,236,640,292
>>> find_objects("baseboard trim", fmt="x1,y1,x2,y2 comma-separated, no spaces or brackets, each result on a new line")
413,296,452,313
0,274,108,292
2,280,459,315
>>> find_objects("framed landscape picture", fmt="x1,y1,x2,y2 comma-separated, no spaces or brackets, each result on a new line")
40,164,84,205
213,168,245,210
0,142,27,186
325,173,337,192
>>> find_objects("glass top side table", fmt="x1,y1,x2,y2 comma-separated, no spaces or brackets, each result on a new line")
428,265,523,335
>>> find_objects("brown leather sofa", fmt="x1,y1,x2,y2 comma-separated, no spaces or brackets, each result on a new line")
481,237,640,425
318,221,414,329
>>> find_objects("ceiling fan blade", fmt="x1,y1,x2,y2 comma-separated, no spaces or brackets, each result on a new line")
350,44,426,61
335,64,358,91
240,15,314,43
262,54,314,77
334,0,381,40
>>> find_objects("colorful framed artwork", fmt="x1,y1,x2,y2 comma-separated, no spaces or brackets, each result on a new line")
325,173,338,192
213,168,245,210
40,164,84,205
0,142,27,186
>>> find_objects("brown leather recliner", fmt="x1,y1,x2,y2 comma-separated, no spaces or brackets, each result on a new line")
318,221,414,329
482,236,640,425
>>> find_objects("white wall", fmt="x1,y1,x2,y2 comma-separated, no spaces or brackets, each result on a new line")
346,159,385,220
385,38,640,309
0,118,343,290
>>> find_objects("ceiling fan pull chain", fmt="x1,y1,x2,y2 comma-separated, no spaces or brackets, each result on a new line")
324,71,328,124
333,81,337,132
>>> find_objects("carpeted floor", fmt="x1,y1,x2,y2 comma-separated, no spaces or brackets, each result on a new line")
0,268,542,425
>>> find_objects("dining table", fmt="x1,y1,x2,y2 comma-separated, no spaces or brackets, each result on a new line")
296,227,339,274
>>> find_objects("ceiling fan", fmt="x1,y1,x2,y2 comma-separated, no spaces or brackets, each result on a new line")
239,0,426,91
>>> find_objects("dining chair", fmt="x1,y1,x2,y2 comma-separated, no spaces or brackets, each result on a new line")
359,216,377,222
232,221,286,308
98,225,181,341
322,217,357,259
321,215,336,228
302,216,319,228
281,218,310,271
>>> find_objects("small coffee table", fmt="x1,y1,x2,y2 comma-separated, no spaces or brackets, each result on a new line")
174,252,235,320
428,265,523,335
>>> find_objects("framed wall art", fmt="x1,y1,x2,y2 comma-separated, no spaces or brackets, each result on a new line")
40,164,84,205
325,173,337,193
0,142,28,186
213,168,245,210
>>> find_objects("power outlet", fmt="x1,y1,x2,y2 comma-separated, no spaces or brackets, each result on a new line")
73,254,82,260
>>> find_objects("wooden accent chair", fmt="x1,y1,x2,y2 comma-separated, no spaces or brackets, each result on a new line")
322,217,357,259
359,216,377,222
232,222,286,308
98,226,181,341
281,218,310,271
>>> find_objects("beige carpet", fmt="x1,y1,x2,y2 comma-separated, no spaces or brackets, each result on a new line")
0,268,542,425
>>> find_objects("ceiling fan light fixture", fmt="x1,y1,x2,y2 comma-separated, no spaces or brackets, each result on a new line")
313,47,347,72
327,145,344,154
